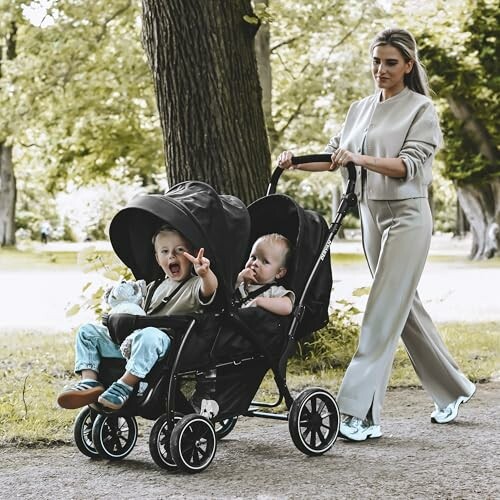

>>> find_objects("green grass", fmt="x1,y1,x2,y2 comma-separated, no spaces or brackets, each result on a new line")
0,248,80,270
1,322,498,447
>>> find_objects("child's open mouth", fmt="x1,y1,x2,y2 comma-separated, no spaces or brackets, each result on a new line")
169,263,181,276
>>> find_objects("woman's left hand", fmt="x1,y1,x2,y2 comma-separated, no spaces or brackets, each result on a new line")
331,148,360,169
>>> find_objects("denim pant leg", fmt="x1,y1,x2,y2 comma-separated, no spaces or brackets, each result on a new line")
74,323,124,374
126,327,171,379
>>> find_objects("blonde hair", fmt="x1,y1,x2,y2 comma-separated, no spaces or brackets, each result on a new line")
370,28,430,96
152,225,191,250
257,233,293,268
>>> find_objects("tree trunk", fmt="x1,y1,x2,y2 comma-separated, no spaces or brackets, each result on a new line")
447,96,498,163
253,0,278,151
0,22,17,246
457,179,500,259
141,0,270,204
0,142,16,246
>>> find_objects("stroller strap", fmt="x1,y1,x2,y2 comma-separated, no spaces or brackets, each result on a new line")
232,282,272,308
145,278,189,315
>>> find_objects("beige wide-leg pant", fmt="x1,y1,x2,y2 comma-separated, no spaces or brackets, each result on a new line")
336,195,474,424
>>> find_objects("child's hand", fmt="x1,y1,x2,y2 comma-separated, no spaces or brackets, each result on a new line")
184,248,211,278
238,267,257,285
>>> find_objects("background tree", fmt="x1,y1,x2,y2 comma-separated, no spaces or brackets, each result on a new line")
141,0,270,204
418,0,499,258
0,0,163,246
0,15,18,246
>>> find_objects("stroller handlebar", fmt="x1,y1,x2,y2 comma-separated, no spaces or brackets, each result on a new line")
267,154,356,195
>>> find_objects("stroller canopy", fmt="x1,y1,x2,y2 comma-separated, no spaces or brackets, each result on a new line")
109,181,250,305
247,193,333,338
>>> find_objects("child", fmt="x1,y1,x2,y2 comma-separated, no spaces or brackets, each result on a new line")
57,225,218,411
235,233,295,315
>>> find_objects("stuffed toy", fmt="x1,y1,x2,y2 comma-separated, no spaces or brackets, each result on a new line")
104,279,147,358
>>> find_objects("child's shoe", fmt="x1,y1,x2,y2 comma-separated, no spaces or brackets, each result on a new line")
200,399,219,419
98,381,133,410
57,379,105,409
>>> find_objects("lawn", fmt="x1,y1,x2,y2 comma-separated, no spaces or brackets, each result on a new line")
1,322,498,447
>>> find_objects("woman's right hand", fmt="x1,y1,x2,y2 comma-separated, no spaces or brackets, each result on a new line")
277,150,294,169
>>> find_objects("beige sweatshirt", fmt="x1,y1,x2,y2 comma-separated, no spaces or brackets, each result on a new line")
325,87,442,200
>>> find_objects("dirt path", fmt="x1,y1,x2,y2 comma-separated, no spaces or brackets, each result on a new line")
1,382,498,499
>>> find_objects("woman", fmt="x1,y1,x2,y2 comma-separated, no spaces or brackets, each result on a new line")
278,28,475,442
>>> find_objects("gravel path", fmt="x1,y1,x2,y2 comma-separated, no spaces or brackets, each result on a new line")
0,382,498,499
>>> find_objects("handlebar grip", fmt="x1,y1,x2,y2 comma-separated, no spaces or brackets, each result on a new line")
291,154,331,165
291,155,356,182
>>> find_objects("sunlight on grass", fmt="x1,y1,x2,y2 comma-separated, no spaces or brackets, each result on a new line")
1,322,498,446
0,248,79,269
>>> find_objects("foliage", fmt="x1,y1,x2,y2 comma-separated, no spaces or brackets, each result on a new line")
1,0,164,205
293,289,368,372
415,0,499,183
65,246,131,318
268,0,388,154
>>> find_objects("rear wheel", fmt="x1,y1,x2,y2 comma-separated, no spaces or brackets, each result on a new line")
170,414,216,473
215,416,238,440
74,407,100,459
149,413,182,471
288,387,339,456
91,413,138,461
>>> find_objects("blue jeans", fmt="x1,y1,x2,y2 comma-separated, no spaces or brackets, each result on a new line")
74,323,171,379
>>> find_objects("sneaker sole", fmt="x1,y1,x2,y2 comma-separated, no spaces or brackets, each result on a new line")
339,427,383,442
431,385,476,424
57,386,105,409
97,395,128,410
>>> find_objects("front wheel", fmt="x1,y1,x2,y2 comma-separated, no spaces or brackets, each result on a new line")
74,407,100,459
149,413,183,471
288,387,339,456
91,413,138,461
170,414,217,473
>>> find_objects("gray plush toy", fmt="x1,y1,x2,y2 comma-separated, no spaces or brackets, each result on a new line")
104,279,147,358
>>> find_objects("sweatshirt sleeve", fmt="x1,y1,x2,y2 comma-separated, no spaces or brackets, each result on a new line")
399,103,442,181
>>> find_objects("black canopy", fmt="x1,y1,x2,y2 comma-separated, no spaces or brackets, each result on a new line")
109,181,250,304
247,193,333,338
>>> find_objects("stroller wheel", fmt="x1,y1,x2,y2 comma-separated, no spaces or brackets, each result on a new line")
149,413,183,471
74,407,100,459
170,414,217,473
288,387,340,456
215,416,238,440
91,413,138,461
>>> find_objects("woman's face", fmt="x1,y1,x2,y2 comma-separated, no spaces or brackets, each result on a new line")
371,44,413,99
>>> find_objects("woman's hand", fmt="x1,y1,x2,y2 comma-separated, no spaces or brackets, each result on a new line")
277,150,295,169
330,148,360,170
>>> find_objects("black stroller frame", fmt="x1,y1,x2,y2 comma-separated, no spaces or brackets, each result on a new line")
72,155,357,473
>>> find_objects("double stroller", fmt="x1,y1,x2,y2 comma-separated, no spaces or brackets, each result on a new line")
72,155,357,473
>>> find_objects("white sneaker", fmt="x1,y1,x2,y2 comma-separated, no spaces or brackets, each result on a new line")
431,383,476,424
339,415,382,442
200,399,219,419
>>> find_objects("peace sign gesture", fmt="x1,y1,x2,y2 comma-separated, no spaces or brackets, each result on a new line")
183,248,211,278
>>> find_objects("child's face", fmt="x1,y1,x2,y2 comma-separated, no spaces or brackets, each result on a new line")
244,239,287,285
154,231,193,282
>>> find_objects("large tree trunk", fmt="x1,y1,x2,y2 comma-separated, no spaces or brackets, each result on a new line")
0,142,16,246
141,0,270,204
457,180,500,259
